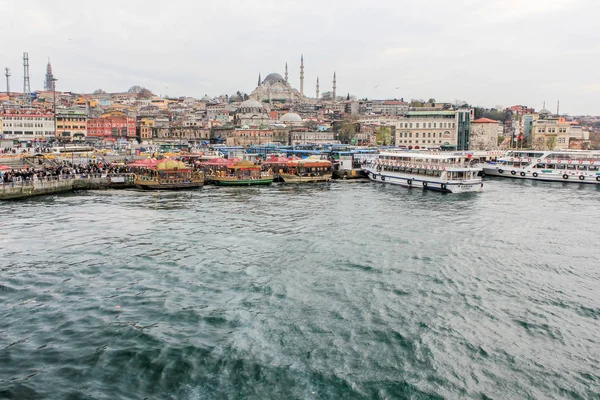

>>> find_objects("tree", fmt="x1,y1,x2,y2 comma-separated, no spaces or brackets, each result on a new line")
337,116,359,144
427,98,436,104
376,126,393,145
321,91,333,101
546,136,557,150
93,89,106,94
128,85,143,94
304,120,319,130
137,88,153,99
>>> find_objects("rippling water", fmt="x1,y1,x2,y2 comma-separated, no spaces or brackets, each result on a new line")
1,179,599,399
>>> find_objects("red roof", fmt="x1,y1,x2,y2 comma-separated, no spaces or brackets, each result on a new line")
472,118,500,124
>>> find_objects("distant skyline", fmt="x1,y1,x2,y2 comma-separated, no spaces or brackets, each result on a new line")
2,0,599,115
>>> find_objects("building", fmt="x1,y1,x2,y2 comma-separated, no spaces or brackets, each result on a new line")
234,99,271,127
371,100,409,116
393,109,472,150
531,110,572,150
470,118,500,150
250,72,305,103
56,110,87,142
226,128,275,146
290,130,337,145
44,60,55,92
87,111,136,141
1,109,55,141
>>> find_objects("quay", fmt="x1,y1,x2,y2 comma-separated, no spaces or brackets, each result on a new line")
0,175,134,200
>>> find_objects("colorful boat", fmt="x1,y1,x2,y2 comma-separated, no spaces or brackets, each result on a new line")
277,157,332,183
133,159,204,190
210,160,274,186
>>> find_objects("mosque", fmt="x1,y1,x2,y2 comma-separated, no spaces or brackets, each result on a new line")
249,55,336,104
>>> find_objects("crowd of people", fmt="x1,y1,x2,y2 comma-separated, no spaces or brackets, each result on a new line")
1,162,130,185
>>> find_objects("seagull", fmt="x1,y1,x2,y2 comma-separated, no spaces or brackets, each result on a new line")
374,85,379,88
395,87,400,89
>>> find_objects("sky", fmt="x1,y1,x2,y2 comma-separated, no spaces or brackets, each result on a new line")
1,0,599,115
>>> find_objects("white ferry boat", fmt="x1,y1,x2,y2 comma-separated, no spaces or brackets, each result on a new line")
482,150,600,184
362,151,483,193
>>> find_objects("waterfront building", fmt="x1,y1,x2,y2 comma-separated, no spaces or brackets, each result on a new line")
87,111,136,141
393,109,472,150
1,109,55,141
470,118,500,150
56,110,87,142
532,113,572,150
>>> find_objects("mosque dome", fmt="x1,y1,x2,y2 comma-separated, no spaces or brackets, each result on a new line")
280,112,303,123
262,73,286,85
539,108,552,115
237,99,266,114
201,94,211,101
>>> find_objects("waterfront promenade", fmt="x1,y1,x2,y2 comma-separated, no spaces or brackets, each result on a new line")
0,174,134,200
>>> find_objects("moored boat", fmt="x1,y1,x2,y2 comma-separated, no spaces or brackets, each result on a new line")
362,151,483,193
277,157,332,183
210,160,274,186
133,160,204,190
482,150,600,184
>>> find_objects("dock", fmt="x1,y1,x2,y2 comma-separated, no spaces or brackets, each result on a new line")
0,175,134,200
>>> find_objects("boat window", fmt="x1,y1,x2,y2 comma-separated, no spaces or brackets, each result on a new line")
566,165,576,170
589,165,599,171
577,165,587,171
556,164,566,170
547,164,556,169
536,163,545,168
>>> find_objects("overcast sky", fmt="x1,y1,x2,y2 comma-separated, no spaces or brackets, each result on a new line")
2,0,599,114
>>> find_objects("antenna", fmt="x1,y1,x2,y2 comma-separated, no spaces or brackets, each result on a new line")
4,67,10,94
23,52,31,105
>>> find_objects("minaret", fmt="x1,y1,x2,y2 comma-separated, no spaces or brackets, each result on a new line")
285,62,288,84
300,55,304,96
257,73,261,86
316,77,319,99
44,58,54,91
332,71,337,100
557,100,560,116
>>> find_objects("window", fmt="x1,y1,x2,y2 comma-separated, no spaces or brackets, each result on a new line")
428,123,431,128
577,165,587,171
416,123,419,128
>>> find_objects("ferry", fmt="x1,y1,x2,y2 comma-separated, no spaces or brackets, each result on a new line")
362,151,483,193
133,159,204,190
482,150,600,184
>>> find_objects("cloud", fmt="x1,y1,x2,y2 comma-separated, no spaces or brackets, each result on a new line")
1,0,599,114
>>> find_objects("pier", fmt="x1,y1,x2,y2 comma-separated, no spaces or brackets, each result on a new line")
0,175,134,200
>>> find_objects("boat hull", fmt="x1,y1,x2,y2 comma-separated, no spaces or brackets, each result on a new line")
483,165,600,184
279,174,332,184
135,182,204,190
212,178,274,186
332,169,367,179
363,167,483,193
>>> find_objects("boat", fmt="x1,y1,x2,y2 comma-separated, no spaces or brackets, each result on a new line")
482,150,600,184
210,160,274,186
362,150,483,193
133,159,204,190
332,150,378,179
277,157,333,183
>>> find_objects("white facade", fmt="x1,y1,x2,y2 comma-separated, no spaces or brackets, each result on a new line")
1,111,55,141
393,111,459,148
291,130,337,145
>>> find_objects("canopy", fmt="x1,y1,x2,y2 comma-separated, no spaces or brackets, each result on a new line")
229,160,259,170
0,165,11,171
201,157,240,166
262,156,289,164
128,158,160,167
156,160,189,170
